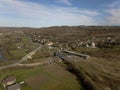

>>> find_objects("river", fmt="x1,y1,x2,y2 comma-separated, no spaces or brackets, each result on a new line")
0,52,7,61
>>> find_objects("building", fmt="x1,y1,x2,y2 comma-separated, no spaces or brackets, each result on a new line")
2,76,16,88
0,33,3,36
7,83,21,90
91,42,96,48
86,44,90,47
47,42,53,46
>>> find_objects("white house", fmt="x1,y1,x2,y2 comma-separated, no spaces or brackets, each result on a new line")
91,42,96,48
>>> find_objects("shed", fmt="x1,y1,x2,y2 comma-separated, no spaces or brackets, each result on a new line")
7,83,21,90
2,76,16,88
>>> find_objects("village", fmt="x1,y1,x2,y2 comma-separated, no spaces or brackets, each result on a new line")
0,26,120,90
30,31,119,50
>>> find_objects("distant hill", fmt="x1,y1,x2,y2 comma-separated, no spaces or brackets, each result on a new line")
0,26,120,41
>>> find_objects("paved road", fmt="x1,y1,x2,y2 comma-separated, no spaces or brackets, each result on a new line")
17,60,49,67
0,45,42,70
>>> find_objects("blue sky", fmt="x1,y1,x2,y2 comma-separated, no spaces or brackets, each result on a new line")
0,0,120,27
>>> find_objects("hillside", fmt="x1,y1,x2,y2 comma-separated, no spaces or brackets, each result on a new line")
0,26,120,90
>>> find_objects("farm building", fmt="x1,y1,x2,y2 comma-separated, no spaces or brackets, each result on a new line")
2,76,16,88
7,83,21,90
91,42,96,48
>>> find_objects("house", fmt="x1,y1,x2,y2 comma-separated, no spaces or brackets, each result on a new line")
0,33,3,36
2,76,16,88
78,42,84,46
86,44,90,47
7,83,21,90
91,42,96,48
47,42,53,46
17,43,25,49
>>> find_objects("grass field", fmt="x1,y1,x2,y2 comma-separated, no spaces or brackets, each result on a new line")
75,47,120,61
0,64,81,90
70,57,120,90
10,49,28,59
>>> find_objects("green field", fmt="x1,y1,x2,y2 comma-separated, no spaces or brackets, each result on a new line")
1,34,38,61
0,64,81,90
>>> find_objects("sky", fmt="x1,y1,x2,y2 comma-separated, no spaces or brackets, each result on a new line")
0,0,120,27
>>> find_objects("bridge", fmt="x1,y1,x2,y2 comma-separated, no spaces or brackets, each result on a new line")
54,52,68,61
62,50,90,59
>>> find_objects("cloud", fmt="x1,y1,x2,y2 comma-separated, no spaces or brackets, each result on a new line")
107,9,120,25
106,1,120,25
0,0,99,27
106,1,120,8
56,0,72,5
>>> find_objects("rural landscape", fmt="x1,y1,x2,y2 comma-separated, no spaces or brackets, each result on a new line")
0,0,120,90
0,26,120,90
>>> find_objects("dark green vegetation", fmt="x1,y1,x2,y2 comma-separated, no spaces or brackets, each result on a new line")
0,26,120,90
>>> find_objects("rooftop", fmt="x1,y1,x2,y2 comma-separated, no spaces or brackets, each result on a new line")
7,83,20,90
2,76,16,84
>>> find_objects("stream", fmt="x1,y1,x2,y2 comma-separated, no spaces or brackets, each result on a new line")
0,52,7,61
